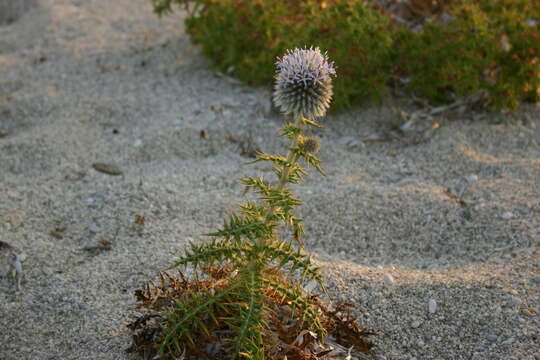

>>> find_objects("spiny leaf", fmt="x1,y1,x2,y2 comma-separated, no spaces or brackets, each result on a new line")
160,283,241,354
300,117,323,128
230,270,264,358
262,277,326,338
172,239,247,269
206,213,276,242
302,152,326,176
273,165,307,184
257,239,324,286
250,153,309,182
280,123,303,139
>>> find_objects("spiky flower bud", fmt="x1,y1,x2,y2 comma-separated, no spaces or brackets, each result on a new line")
299,136,321,154
273,47,336,119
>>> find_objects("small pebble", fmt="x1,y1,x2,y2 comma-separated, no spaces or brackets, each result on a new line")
92,162,123,176
465,174,478,183
383,274,395,285
487,334,498,342
532,275,540,284
85,192,106,205
501,211,514,220
526,18,538,27
502,337,515,345
88,224,99,234
399,118,416,133
411,320,421,329
508,296,521,308
428,299,437,313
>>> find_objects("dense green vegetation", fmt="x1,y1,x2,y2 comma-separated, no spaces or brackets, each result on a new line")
151,0,539,109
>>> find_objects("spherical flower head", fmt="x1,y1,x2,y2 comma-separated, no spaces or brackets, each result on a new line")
273,47,336,119
299,136,320,154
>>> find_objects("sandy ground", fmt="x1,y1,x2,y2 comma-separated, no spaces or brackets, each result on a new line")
0,0,539,359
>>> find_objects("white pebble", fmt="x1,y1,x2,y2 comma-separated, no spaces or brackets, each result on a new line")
465,174,478,183
428,299,437,313
502,337,515,345
383,274,395,285
502,211,514,220
526,18,538,27
165,184,177,193
88,224,100,233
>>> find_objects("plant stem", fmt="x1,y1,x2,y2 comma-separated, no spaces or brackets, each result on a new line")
258,116,305,249
278,116,304,190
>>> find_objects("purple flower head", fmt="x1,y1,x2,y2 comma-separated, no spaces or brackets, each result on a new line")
273,47,336,119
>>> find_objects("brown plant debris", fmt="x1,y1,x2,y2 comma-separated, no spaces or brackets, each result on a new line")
128,269,376,360
225,131,260,159
92,162,124,176
50,226,66,239
133,215,146,236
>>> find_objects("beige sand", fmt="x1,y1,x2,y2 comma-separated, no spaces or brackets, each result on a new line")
0,1,538,359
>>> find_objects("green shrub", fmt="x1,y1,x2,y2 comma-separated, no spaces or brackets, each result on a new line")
153,0,539,111
154,0,394,110
477,0,540,108
395,3,498,105
303,1,393,108
396,0,539,109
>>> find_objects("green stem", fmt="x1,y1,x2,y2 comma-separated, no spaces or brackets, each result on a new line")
258,116,304,248
278,116,304,190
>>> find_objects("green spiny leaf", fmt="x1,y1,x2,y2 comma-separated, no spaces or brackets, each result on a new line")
280,123,303,139
172,239,247,269
300,117,323,128
262,277,325,338
160,283,241,355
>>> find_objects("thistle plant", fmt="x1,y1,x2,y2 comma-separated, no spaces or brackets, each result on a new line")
129,48,374,360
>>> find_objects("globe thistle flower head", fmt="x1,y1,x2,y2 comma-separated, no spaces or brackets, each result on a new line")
273,47,336,119
299,136,321,154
